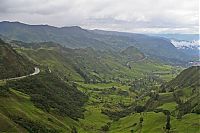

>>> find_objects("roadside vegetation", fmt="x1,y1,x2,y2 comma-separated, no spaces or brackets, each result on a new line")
0,39,199,133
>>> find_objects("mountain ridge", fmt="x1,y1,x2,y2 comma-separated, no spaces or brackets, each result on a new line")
0,21,191,64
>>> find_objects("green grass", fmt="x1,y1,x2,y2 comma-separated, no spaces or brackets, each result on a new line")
77,82,130,91
16,46,181,84
171,113,200,133
110,112,200,133
0,80,6,86
157,102,177,111
75,81,199,133
130,59,182,81
159,92,175,103
130,59,171,73
0,88,80,132
0,112,27,133
146,92,176,110
78,105,112,133
77,82,135,106
17,48,83,81
176,87,195,101
109,112,166,133
1,44,196,133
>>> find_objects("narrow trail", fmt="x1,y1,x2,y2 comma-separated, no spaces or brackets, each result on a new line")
126,56,147,67
0,67,40,81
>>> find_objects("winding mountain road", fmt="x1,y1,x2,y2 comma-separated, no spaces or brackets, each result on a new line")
0,67,40,81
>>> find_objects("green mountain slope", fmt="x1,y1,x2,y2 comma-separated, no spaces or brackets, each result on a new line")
0,71,88,132
0,87,82,133
0,40,88,132
160,66,200,114
161,66,200,91
0,21,190,64
7,71,88,119
107,67,200,133
0,39,34,79
120,46,145,61
0,39,197,133
12,41,177,84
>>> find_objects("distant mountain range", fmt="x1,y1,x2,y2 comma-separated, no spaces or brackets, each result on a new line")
147,34,199,63
171,40,199,58
0,21,194,64
149,34,199,41
171,40,199,49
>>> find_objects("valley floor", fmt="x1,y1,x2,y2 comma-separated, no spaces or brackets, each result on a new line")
0,40,199,133
75,82,200,133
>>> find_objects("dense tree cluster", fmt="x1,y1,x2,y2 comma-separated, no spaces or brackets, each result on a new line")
7,71,88,119
11,115,59,133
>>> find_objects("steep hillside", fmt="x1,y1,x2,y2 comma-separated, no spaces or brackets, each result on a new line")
92,29,190,63
0,38,196,132
159,66,200,115
11,41,178,84
0,21,113,50
14,42,139,83
0,87,79,133
0,71,88,132
0,39,34,79
6,71,88,119
162,66,200,90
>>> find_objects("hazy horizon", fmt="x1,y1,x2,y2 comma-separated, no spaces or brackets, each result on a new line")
1,21,199,36
0,0,199,34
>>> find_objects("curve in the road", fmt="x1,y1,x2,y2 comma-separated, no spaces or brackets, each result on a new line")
1,67,40,81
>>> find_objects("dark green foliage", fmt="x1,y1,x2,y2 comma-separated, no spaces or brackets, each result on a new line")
139,117,143,123
0,39,34,79
135,106,145,113
73,66,90,83
71,126,78,133
117,90,129,96
101,125,109,132
11,116,59,133
176,95,200,116
0,85,10,96
101,105,144,121
165,114,170,130
154,108,170,115
192,103,200,114
102,107,134,121
101,122,111,132
149,92,159,100
7,72,88,119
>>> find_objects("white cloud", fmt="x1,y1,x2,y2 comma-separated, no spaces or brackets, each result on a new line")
0,0,198,33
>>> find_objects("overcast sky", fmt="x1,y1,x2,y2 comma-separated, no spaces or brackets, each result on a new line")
0,0,199,33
